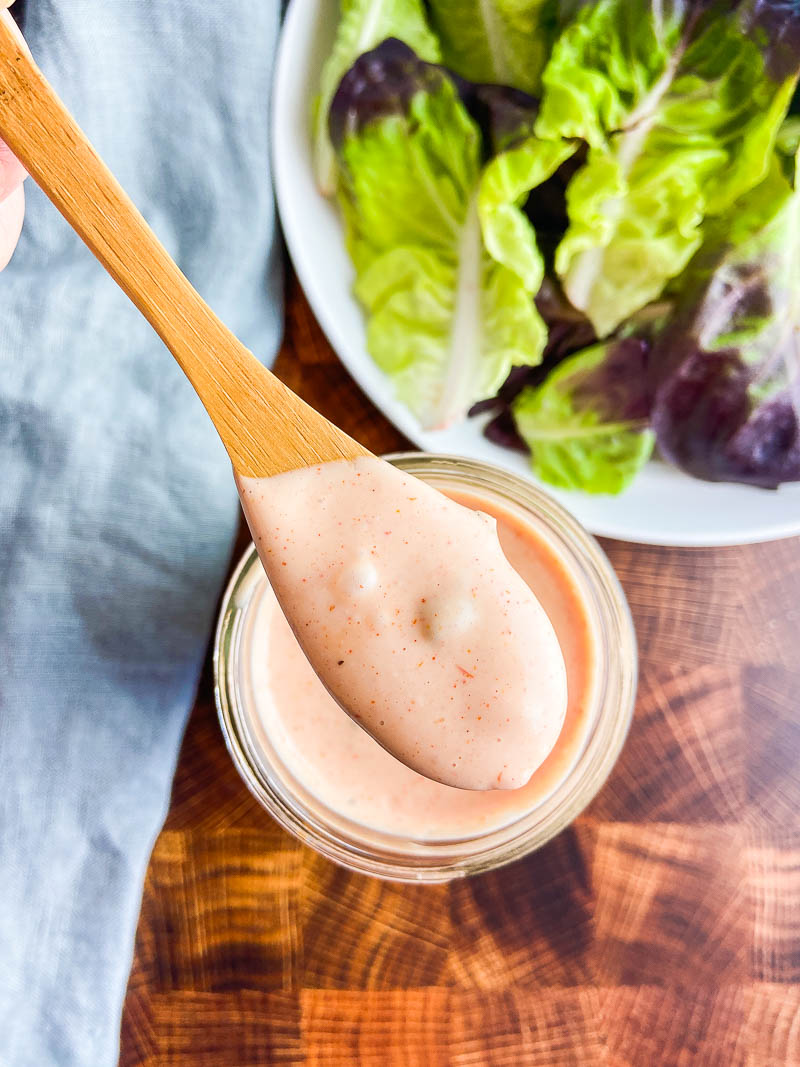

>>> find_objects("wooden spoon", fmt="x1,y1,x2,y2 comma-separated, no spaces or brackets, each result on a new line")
0,12,370,478
0,15,575,795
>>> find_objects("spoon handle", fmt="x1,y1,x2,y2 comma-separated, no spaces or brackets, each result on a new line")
0,14,367,476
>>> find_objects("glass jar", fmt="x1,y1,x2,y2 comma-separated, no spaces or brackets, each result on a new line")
214,454,637,883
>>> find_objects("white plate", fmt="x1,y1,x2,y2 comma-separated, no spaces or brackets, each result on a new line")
272,0,800,546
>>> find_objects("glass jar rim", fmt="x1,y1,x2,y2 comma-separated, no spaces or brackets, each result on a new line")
214,453,637,882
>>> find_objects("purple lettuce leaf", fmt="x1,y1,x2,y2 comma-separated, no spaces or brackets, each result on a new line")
650,148,800,488
330,39,540,161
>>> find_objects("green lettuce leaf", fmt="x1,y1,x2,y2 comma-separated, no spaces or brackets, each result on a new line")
312,0,440,195
426,0,555,94
777,117,800,171
536,0,800,338
331,41,568,429
479,136,576,284
513,337,655,493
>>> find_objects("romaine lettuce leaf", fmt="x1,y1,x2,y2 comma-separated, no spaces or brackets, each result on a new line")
330,41,568,429
312,0,440,195
426,0,555,94
650,146,800,487
536,0,800,338
513,337,654,493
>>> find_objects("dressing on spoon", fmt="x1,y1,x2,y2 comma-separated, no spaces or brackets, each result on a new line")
0,18,566,790
238,457,567,791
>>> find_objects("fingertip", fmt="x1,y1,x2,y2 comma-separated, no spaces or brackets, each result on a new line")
0,181,24,270
0,141,26,201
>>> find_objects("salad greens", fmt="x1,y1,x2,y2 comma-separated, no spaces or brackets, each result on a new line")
315,0,800,493
426,0,554,94
312,0,440,195
537,0,800,337
330,41,566,428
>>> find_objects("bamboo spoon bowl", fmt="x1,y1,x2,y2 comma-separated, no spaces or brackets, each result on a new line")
0,11,370,478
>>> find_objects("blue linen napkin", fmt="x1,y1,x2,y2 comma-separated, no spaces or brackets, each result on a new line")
0,3,282,1063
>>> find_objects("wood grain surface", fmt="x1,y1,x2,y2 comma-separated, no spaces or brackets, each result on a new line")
119,275,800,1067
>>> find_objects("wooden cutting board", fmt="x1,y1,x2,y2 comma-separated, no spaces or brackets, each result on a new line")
119,275,800,1067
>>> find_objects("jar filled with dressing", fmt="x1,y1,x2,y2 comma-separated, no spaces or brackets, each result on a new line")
215,454,637,882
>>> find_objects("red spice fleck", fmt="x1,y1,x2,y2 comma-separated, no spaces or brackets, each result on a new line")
456,665,474,678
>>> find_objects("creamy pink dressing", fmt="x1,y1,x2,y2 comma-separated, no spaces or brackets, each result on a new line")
237,457,567,790
245,488,599,840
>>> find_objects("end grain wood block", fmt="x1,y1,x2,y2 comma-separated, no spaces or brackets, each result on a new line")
447,989,607,1067
128,831,303,995
603,983,800,1067
299,854,452,989
300,988,449,1067
300,988,608,1067
591,822,749,986
730,540,800,671
599,985,746,1067
121,990,302,1066
604,542,745,671
587,663,745,823
743,665,800,826
740,984,800,1065
447,826,596,990
746,826,800,983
